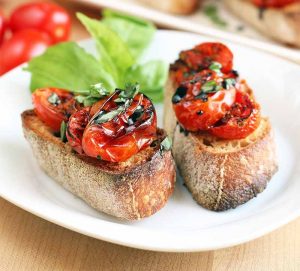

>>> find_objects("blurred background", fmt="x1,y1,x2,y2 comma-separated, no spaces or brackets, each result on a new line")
1,0,300,75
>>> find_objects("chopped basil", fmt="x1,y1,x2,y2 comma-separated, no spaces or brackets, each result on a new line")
93,107,124,124
119,83,139,99
96,155,102,160
48,93,61,106
60,121,67,142
75,83,110,107
201,80,222,93
160,137,172,154
128,105,144,124
209,62,222,74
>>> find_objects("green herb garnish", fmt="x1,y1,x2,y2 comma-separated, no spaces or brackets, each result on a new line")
48,93,61,106
75,83,110,106
160,137,172,154
60,121,67,142
209,62,222,74
201,80,222,93
25,11,168,103
222,78,236,89
203,5,227,27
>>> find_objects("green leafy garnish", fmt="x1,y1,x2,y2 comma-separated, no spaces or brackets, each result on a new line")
75,83,110,106
24,42,116,92
60,121,67,142
209,62,222,74
160,137,172,154
94,107,124,124
25,10,168,103
47,93,61,105
201,80,222,93
203,5,227,27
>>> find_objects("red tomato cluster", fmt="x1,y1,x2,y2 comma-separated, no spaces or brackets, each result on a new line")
171,42,261,140
252,0,299,8
32,87,158,163
0,2,70,76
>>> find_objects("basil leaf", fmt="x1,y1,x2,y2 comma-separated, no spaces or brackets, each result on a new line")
160,137,172,153
25,42,116,92
102,9,155,59
60,121,67,142
201,80,221,93
48,93,61,105
209,62,222,73
94,107,124,124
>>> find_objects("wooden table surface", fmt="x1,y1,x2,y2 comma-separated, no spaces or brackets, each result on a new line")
1,1,299,270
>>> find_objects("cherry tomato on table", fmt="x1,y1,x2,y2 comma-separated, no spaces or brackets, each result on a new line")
0,9,6,44
32,88,79,132
0,29,50,75
252,0,299,8
9,2,71,44
79,90,157,162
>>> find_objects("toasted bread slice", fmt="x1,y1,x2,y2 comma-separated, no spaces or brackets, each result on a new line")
22,110,176,220
164,75,278,211
138,0,199,14
224,0,300,47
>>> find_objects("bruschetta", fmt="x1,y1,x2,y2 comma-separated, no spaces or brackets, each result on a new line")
22,84,176,220
164,42,278,211
224,0,300,47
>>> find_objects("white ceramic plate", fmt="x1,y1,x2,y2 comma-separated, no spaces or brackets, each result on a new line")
0,30,299,252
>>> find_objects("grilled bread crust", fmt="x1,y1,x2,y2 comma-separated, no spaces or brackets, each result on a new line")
164,75,278,211
22,110,176,220
224,0,300,47
138,0,199,14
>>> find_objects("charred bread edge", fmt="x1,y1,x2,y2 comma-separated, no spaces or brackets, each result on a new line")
22,110,176,220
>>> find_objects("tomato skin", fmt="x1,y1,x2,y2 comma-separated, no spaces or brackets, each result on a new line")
66,107,91,154
0,9,6,45
172,70,236,131
81,91,157,162
32,88,78,132
210,92,261,139
0,29,50,75
179,42,234,74
9,2,71,44
252,0,299,8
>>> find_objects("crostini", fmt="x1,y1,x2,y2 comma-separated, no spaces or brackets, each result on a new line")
164,42,278,211
22,84,176,220
224,0,300,47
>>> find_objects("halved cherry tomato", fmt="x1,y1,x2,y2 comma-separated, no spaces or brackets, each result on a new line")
210,91,261,139
32,88,79,132
252,0,299,8
172,70,236,131
9,2,71,44
81,90,157,162
0,29,50,75
66,107,91,154
179,42,234,73
0,9,6,45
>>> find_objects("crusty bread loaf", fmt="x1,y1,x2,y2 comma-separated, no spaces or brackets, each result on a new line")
22,110,176,220
138,0,199,14
164,75,278,211
224,0,300,47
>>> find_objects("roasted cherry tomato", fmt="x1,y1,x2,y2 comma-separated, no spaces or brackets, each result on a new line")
32,88,79,132
0,9,5,45
172,70,236,131
9,2,71,44
252,0,299,8
0,29,50,75
210,91,261,139
66,107,91,154
81,90,157,162
179,42,234,74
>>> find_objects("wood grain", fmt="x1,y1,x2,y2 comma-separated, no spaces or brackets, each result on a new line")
0,0,299,270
